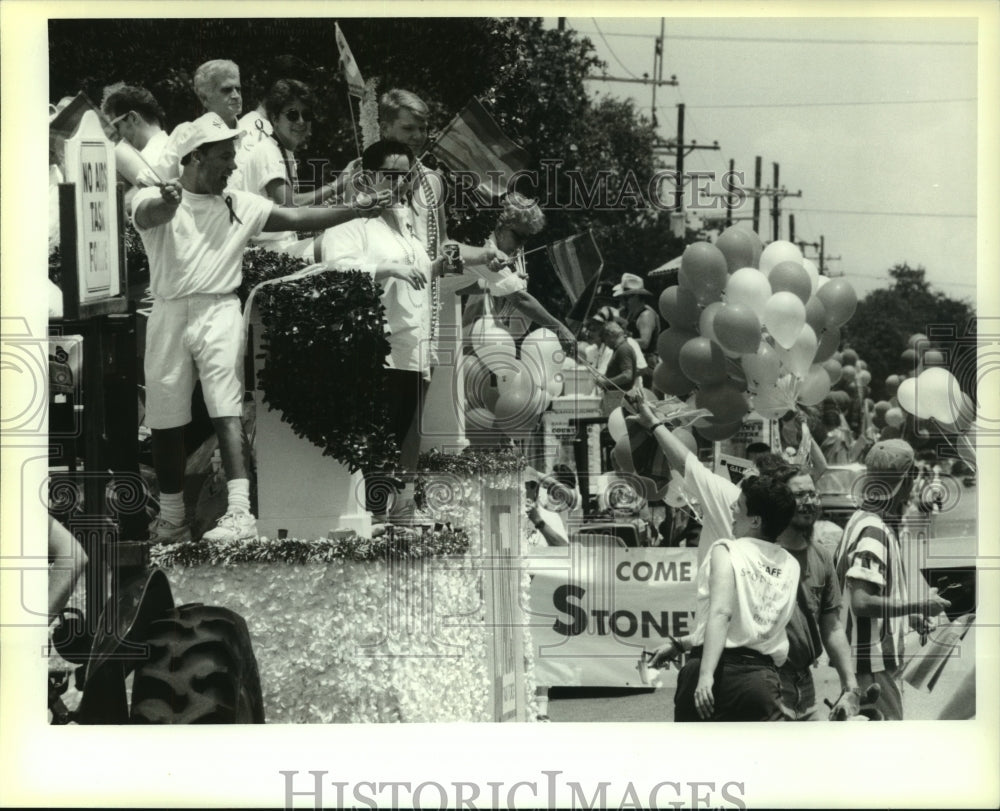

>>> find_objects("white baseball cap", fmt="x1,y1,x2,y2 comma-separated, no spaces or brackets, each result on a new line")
174,112,244,158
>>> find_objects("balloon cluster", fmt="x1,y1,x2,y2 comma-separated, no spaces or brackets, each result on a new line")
462,320,565,437
653,228,859,440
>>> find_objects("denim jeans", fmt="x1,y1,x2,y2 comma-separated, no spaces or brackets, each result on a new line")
778,664,818,720
674,647,786,722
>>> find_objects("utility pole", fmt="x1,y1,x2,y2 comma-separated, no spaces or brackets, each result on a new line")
650,19,664,128
726,158,735,228
795,234,841,275
745,156,801,241
753,157,762,235
771,163,780,241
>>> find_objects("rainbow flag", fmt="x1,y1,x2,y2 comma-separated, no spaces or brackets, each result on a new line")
428,98,530,200
547,230,604,329
335,23,365,99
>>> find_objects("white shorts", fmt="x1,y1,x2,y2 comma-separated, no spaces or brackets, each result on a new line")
144,293,244,429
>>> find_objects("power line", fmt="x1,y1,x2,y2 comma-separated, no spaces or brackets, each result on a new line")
591,18,639,79
845,271,977,288
687,98,975,109
786,207,975,219
570,26,975,47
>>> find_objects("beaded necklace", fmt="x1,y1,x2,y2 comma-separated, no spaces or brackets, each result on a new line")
414,159,441,342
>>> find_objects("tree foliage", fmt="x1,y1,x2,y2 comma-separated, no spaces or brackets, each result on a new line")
49,17,684,322
843,264,976,401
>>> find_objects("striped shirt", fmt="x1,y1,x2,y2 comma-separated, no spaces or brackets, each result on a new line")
833,510,907,674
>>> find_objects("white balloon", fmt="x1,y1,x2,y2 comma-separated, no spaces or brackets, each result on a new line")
776,324,818,379
470,318,516,372
725,266,772,320
762,291,806,350
759,241,804,276
798,363,832,405
802,258,820,296
607,407,628,442
917,367,964,423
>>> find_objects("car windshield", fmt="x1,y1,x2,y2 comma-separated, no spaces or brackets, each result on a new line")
817,468,863,495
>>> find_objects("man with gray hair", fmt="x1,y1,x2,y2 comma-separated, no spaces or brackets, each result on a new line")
833,438,951,719
192,59,242,127
151,59,243,182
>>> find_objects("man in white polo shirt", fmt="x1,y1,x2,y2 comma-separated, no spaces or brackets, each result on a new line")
133,112,388,543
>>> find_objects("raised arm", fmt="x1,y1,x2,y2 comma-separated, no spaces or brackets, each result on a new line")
133,181,182,229
631,395,697,474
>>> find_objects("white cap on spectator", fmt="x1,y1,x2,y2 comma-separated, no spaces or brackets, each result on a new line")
175,112,244,158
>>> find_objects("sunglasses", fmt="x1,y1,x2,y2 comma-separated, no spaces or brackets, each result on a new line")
108,110,132,129
282,108,313,123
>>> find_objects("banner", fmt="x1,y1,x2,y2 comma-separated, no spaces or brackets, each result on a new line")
428,98,530,200
526,545,699,687
334,23,365,99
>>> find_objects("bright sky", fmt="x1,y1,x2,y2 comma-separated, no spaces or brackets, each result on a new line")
544,15,980,304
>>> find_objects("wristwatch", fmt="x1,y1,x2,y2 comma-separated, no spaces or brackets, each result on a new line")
648,420,665,432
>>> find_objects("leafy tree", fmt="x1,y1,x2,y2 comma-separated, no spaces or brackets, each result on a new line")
48,17,683,318
843,264,976,401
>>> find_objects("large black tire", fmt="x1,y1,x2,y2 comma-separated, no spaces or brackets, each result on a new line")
130,603,265,724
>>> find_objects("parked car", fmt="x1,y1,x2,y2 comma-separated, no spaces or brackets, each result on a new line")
815,463,866,527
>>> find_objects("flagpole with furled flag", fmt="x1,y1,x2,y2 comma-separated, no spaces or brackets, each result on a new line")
546,230,605,338
334,22,365,158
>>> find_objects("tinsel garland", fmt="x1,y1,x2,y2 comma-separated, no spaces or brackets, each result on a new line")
150,527,469,568
417,446,527,476
240,249,400,473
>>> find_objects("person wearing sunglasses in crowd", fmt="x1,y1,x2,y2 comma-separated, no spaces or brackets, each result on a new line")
768,465,859,720
228,79,339,255
320,139,455,518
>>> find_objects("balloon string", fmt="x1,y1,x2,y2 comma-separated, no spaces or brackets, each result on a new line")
572,352,635,397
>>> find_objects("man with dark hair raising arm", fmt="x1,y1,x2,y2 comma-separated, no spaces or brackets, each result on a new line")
133,112,389,544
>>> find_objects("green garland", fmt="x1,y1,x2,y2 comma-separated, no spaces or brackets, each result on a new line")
150,526,470,568
240,249,400,473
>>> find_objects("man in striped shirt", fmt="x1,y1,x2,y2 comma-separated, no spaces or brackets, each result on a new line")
834,439,951,719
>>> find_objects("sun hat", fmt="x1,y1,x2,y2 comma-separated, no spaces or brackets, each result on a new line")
612,272,653,298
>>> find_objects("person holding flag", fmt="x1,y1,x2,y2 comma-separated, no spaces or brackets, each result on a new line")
460,192,576,352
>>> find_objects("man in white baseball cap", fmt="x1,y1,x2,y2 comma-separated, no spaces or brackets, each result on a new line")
133,112,391,544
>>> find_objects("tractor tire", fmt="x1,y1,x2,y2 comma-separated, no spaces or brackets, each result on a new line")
130,603,265,724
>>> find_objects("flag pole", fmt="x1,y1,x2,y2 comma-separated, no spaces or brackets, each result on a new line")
346,91,362,159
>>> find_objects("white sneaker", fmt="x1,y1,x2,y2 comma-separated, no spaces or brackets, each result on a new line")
148,516,193,544
201,509,259,542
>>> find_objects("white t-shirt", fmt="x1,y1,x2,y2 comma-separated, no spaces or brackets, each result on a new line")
321,210,433,375
683,456,742,565
228,136,297,247
148,122,192,183
135,130,169,186
132,187,274,299
690,537,800,666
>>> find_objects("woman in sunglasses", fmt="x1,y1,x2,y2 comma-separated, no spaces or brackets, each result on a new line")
230,79,337,254
320,139,450,518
